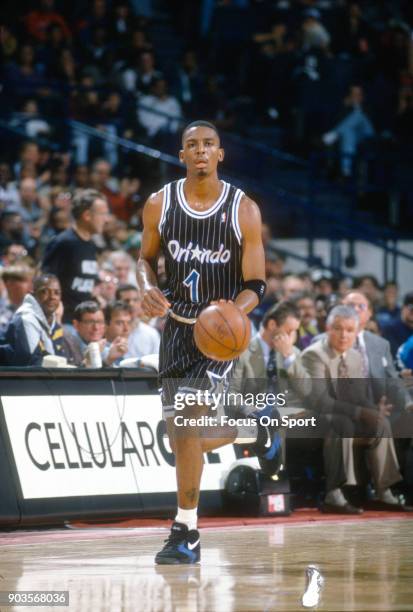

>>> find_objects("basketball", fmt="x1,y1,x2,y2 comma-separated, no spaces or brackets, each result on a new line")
194,302,251,361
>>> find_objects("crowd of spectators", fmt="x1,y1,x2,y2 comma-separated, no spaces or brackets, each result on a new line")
0,0,412,162
0,180,412,376
0,0,411,371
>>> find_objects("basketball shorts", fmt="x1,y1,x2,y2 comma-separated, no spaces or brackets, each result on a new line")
159,316,234,419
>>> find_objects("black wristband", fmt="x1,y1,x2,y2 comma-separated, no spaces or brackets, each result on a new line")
242,279,267,304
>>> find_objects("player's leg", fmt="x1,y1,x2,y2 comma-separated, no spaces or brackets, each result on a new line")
155,322,281,564
155,318,208,564
155,408,206,565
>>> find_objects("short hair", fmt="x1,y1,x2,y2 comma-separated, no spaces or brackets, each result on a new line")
73,300,102,321
104,300,132,325
326,305,359,327
292,291,315,304
263,301,300,328
353,274,380,290
181,120,220,145
1,265,33,283
72,189,106,220
33,273,59,293
116,283,139,300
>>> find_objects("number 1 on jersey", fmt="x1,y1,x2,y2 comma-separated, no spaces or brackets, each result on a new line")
183,269,200,302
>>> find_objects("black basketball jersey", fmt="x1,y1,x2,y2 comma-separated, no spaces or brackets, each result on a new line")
159,179,244,318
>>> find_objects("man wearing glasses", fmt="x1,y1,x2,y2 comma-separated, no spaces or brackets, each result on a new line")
64,300,126,367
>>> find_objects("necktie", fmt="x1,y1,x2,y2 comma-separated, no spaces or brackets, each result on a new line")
337,355,351,400
267,349,278,393
338,355,349,378
355,337,369,378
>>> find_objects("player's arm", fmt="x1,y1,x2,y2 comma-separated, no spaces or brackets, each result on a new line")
136,191,171,317
234,195,266,315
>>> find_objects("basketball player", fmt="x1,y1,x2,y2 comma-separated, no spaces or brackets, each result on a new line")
137,121,279,565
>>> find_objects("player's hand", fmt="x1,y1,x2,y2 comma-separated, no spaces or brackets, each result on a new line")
272,332,294,359
142,287,171,318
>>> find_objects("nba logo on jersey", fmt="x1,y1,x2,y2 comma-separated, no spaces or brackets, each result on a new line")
221,212,226,223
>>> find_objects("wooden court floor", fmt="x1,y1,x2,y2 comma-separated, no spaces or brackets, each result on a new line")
0,518,412,611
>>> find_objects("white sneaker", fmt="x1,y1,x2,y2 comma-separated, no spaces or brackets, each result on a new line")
302,565,324,608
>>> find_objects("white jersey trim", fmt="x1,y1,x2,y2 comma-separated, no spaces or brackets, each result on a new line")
231,188,243,245
177,178,229,218
158,183,171,233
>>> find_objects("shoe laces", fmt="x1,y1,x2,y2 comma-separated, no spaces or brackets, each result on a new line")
162,527,187,548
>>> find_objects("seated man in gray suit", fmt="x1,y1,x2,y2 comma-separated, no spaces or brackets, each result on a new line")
302,305,407,513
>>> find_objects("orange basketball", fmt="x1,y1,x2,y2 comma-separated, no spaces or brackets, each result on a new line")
194,302,251,361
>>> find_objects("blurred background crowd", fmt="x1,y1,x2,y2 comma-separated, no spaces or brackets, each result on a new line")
0,0,412,510
0,0,412,370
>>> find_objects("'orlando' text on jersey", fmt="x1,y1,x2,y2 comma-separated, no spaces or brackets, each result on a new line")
159,179,244,318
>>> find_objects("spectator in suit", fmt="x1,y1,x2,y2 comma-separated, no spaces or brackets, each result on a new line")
302,305,406,513
64,300,106,366
342,291,413,420
64,300,127,367
231,301,311,474
231,301,311,403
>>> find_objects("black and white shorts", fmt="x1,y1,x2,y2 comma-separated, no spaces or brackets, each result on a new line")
159,316,234,420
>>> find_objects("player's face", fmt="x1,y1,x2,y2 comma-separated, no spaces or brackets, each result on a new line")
179,127,224,177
